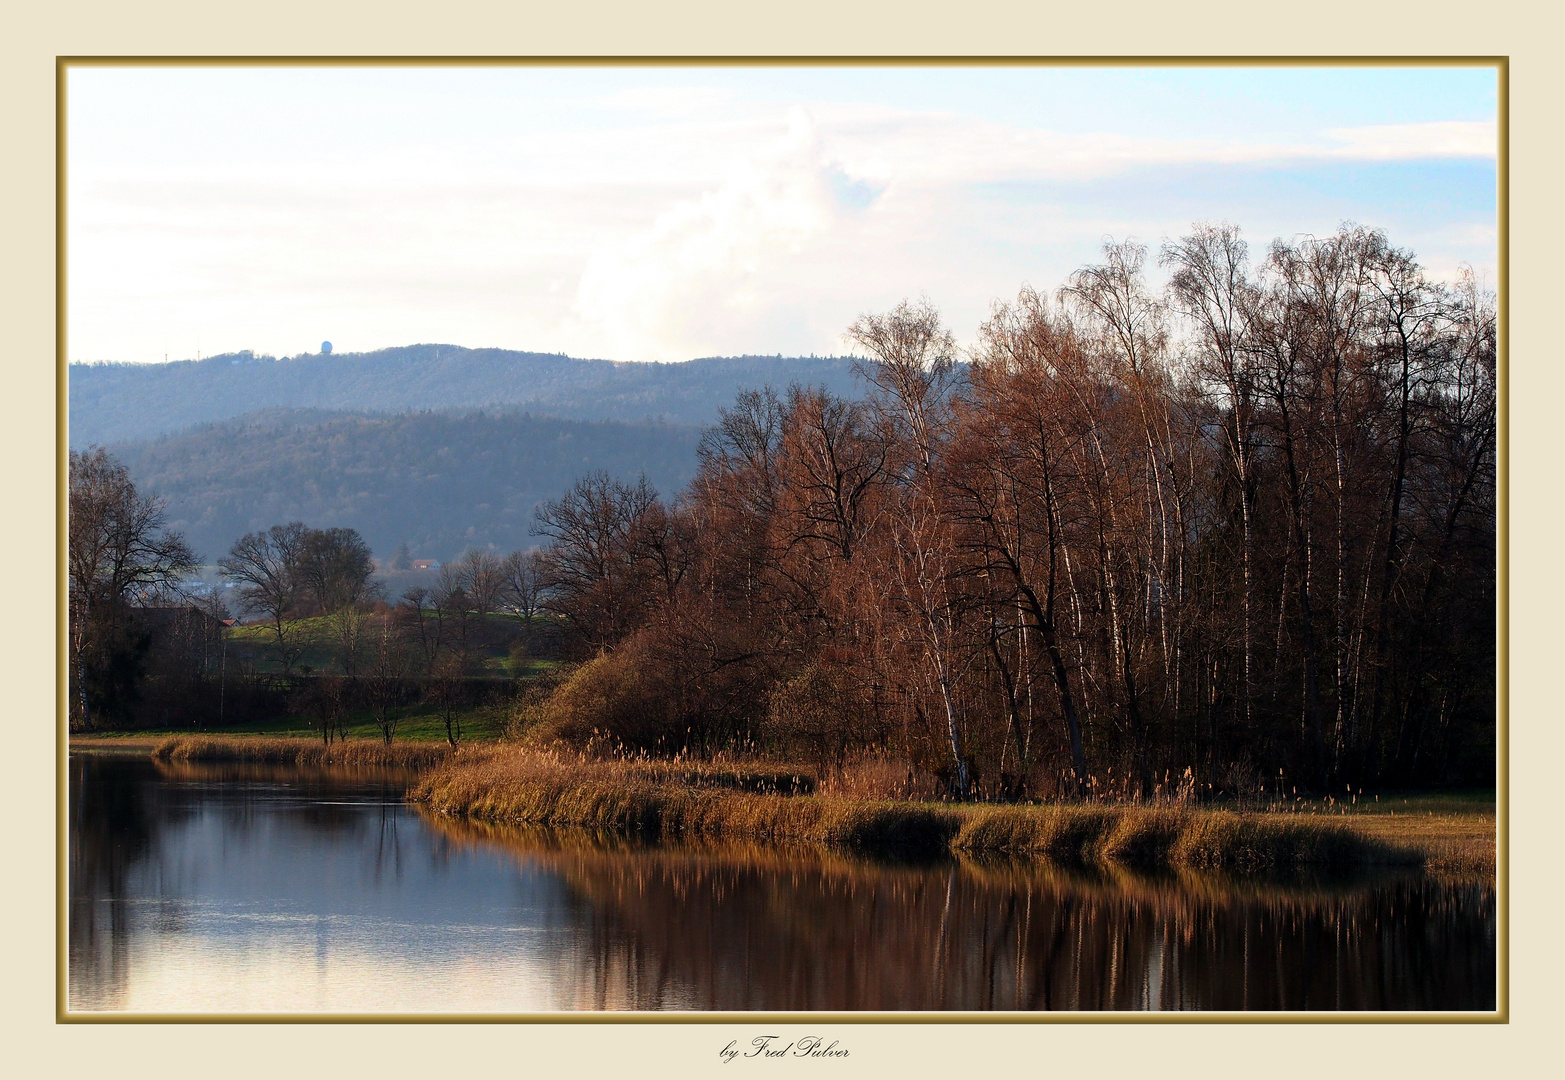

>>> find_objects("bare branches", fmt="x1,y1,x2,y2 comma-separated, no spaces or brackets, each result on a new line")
301,224,1493,795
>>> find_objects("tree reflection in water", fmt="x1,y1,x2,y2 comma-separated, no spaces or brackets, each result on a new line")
68,754,1495,1012
68,753,419,1010
427,815,1496,1012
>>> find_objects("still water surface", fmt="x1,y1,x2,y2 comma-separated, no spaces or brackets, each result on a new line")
68,751,1495,1012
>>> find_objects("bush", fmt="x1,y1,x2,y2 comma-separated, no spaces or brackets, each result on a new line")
763,661,879,770
524,637,679,750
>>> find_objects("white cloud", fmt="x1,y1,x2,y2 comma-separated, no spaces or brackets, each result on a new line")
1322,121,1496,160
65,71,1496,365
803,112,1498,189
572,109,879,362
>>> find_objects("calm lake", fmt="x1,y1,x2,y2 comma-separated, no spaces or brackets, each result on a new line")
67,750,1496,1013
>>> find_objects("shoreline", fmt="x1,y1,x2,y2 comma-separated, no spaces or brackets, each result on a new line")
409,748,1495,878
71,734,1495,878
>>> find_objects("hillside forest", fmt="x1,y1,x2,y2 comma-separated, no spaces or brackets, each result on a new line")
69,224,1496,797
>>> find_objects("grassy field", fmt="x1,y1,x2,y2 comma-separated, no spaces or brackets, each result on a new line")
226,610,561,678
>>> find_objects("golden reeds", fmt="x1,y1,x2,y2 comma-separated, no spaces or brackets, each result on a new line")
150,735,451,770
410,747,1433,870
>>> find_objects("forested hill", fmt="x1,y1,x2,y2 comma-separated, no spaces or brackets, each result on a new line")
70,345,861,446
109,407,704,563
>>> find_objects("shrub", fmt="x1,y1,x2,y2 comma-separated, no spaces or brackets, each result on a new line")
525,637,679,750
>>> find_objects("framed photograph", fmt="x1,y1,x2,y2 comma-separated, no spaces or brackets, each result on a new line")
59,56,1503,1025
18,1,1565,1074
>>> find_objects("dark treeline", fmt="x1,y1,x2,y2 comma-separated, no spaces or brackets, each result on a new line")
528,225,1496,796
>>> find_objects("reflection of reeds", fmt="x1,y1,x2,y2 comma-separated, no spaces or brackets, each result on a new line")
411,748,1443,871
149,755,425,787
151,735,450,770
413,809,1496,1011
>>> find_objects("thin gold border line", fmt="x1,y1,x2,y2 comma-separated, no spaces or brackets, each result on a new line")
55,55,1507,1026
54,55,1507,67
56,54,69,1026
1495,55,1510,1025
59,1010,1505,1024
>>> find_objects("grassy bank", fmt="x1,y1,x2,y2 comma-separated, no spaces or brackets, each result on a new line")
150,734,452,770
410,748,1455,872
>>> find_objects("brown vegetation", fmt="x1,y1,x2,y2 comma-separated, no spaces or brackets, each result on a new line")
522,225,1496,799
150,734,451,770
414,815,1493,1010
410,746,1450,871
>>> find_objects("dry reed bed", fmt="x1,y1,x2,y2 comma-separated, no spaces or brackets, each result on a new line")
1337,811,1497,877
410,749,1425,871
151,735,452,770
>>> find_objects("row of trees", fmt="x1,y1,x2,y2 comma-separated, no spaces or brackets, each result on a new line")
219,533,553,745
529,224,1496,795
219,526,549,676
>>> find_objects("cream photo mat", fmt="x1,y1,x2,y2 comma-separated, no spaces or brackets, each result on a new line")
5,1,1557,1076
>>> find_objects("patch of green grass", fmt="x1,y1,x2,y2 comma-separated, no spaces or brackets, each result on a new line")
227,610,559,675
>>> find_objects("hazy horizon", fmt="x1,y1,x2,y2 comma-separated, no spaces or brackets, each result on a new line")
68,64,1498,366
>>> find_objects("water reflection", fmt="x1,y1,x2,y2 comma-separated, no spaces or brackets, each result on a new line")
427,817,1495,1011
69,752,1495,1012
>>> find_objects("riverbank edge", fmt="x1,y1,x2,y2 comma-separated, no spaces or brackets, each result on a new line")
144,734,453,769
80,735,1490,876
409,762,1448,874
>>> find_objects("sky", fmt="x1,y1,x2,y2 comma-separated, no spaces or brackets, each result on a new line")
66,65,1499,365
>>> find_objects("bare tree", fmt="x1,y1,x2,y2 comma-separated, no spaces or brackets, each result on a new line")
219,522,308,674
457,548,507,616
398,586,442,674
1163,224,1258,764
295,527,379,615
501,549,549,623
364,608,411,744
533,471,665,650
432,563,474,669
69,447,197,729
849,299,971,796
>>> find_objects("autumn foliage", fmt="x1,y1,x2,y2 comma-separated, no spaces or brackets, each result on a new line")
528,224,1496,798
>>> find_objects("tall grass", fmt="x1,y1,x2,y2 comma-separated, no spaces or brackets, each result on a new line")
411,747,1425,870
151,735,451,770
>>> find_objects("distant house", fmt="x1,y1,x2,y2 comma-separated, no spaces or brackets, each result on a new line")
411,559,440,570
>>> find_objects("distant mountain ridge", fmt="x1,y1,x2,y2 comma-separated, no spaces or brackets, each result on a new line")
70,344,863,447
109,406,706,563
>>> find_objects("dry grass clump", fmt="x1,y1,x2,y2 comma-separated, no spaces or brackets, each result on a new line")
412,747,956,855
1339,811,1497,878
412,747,1428,869
1165,811,1412,870
465,745,815,794
151,735,451,770
950,805,1125,862
817,756,944,801
946,805,1403,870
